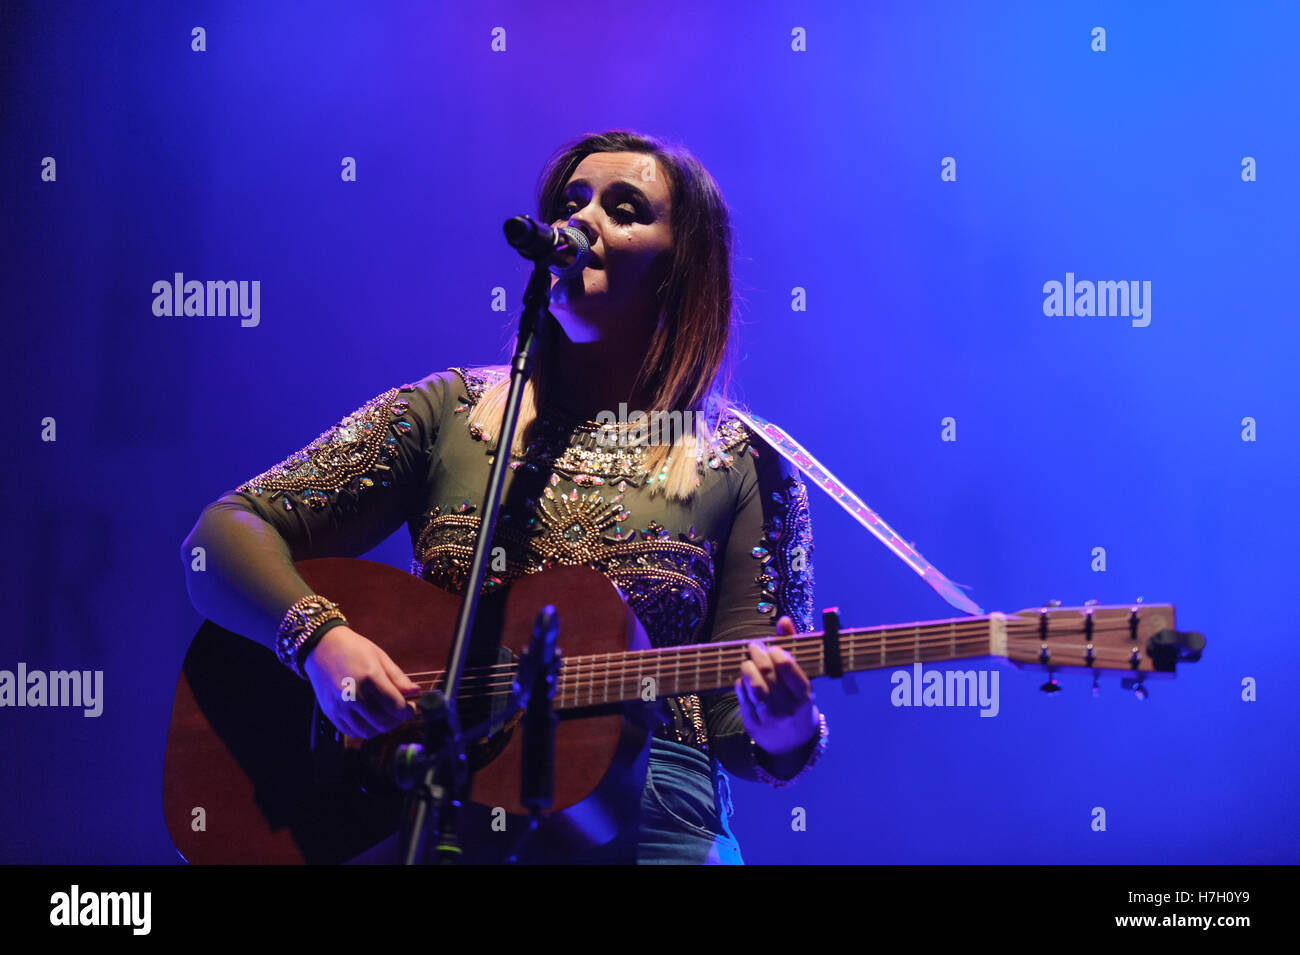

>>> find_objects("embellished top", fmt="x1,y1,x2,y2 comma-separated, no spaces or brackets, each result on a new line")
213,365,817,785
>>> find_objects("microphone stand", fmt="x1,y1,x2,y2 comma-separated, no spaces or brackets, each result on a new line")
396,251,557,865
505,604,561,864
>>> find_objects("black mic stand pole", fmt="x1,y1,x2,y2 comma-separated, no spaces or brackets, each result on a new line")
397,253,556,865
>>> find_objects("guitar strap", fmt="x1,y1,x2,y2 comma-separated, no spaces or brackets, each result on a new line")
727,407,985,616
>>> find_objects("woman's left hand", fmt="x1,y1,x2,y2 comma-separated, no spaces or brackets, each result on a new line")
734,615,820,757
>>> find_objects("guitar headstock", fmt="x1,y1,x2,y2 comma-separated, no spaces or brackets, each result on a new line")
996,600,1204,693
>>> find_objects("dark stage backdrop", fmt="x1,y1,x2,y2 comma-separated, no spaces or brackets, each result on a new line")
2,0,1296,864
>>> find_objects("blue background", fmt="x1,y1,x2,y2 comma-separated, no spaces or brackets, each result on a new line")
2,0,1296,863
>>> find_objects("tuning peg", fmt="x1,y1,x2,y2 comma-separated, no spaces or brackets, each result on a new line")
1091,674,1101,698
1043,599,1062,608
1039,671,1062,694
1120,676,1149,700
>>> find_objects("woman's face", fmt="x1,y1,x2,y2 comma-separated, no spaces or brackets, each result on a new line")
547,151,674,343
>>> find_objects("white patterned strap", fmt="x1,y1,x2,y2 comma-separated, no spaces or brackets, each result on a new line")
728,407,985,616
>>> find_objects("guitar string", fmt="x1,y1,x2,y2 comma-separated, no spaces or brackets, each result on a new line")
394,627,1154,693
394,619,1152,683
385,626,1156,703
401,636,991,687
404,656,1151,705
402,641,1155,707
394,616,1149,682
398,630,988,680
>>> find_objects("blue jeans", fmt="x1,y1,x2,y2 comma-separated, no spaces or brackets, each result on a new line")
346,738,745,864
566,737,745,865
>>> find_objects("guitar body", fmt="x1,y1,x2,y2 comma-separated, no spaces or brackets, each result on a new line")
163,560,653,864
165,554,1204,863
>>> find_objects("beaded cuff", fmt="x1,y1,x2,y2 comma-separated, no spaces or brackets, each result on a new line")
752,711,829,788
294,617,350,672
276,595,347,679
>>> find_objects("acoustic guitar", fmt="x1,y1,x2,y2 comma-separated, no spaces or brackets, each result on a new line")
162,558,1204,864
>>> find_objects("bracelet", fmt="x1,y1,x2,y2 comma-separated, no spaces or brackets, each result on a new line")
752,711,829,788
275,594,348,679
293,617,349,672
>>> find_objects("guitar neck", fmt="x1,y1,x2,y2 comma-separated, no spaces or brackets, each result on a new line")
553,612,1011,709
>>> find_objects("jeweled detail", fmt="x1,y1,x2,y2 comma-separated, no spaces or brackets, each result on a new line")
700,412,752,466
665,693,710,755
751,475,816,630
238,387,413,512
528,489,629,564
411,500,717,648
753,710,828,788
450,366,753,484
449,365,507,404
522,422,655,483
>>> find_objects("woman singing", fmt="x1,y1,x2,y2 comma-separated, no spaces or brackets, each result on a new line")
181,129,828,864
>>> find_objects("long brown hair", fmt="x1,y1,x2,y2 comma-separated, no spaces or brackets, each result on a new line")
470,129,740,500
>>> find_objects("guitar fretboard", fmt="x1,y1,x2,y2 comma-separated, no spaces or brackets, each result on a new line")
551,614,1006,708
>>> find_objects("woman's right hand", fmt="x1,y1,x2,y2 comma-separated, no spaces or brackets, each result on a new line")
302,625,420,739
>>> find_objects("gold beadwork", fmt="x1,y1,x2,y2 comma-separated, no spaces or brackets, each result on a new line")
238,388,410,510
752,711,829,788
411,503,717,647
435,365,781,762
275,594,347,678
529,488,628,564
682,693,709,753
449,366,754,483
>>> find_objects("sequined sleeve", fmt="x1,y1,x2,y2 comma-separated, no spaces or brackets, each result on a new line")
181,371,449,647
699,423,820,784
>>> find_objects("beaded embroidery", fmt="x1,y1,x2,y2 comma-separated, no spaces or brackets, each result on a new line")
449,365,504,404
433,366,801,756
678,694,709,755
750,475,816,632
411,499,718,648
752,710,828,787
521,419,656,485
449,366,752,483
237,387,414,512
409,498,714,751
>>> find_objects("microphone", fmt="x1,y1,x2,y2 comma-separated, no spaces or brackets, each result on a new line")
503,214,591,278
